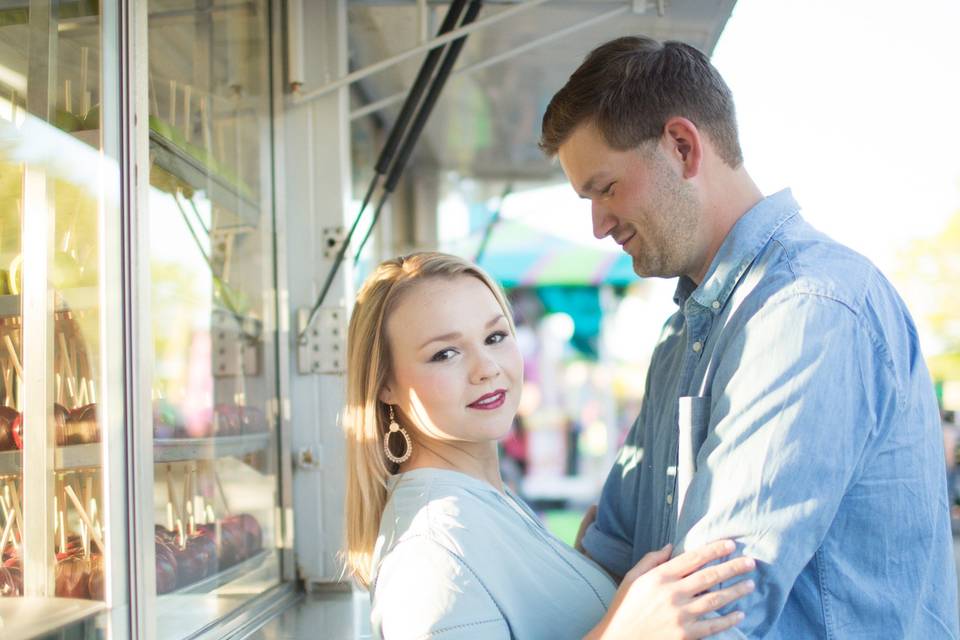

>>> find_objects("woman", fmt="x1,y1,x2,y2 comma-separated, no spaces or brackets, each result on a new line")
343,252,754,639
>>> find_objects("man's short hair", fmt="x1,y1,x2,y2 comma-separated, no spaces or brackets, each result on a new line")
540,36,743,168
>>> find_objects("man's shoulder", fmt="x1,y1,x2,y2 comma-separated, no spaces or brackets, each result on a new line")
755,215,889,317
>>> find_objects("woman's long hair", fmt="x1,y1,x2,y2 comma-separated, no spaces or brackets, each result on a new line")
342,252,515,587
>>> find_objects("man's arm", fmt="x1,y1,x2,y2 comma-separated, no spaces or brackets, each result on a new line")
675,292,884,638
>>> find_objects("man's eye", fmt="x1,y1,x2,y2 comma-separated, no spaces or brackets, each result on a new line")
600,183,615,196
487,331,508,345
431,349,456,362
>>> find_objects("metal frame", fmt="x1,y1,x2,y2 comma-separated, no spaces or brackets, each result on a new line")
21,0,58,600
98,0,135,637
281,0,354,587
269,0,297,583
118,0,156,636
291,0,553,103
350,3,630,120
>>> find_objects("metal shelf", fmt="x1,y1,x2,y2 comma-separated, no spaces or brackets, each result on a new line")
153,433,271,464
149,126,260,223
0,288,99,318
166,548,271,597
0,443,101,475
0,433,270,475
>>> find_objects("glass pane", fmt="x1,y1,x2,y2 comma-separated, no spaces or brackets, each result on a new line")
146,0,280,635
0,0,119,634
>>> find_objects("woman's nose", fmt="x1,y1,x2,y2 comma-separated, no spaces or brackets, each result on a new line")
471,354,501,384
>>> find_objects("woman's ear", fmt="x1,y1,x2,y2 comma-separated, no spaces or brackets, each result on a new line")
378,385,396,406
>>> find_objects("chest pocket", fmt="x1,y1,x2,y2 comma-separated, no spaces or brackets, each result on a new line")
677,395,711,519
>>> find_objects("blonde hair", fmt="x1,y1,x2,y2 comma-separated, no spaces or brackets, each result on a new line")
342,252,515,587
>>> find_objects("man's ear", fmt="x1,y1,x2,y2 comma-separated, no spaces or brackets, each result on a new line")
662,117,703,179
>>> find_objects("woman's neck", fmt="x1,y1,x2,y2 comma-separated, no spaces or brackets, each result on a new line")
400,440,503,490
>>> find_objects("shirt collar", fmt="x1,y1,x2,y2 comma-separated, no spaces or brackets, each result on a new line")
674,188,800,312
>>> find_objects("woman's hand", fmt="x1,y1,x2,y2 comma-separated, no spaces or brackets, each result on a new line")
586,539,755,640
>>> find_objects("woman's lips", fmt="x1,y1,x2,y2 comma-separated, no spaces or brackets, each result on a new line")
468,390,506,410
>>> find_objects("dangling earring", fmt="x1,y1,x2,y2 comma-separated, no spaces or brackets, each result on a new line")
383,405,412,464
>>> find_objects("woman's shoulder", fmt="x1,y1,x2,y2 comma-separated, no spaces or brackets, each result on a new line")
379,468,501,549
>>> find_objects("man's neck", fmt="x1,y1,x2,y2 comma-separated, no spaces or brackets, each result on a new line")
689,166,763,285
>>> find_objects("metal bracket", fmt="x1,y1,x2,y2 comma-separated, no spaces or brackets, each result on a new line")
212,310,262,377
321,226,346,260
296,306,345,374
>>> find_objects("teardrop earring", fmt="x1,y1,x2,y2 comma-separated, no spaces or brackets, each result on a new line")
383,405,412,464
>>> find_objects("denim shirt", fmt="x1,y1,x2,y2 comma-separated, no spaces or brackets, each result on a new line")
583,189,959,638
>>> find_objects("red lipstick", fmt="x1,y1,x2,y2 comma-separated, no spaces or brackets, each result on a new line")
468,390,506,410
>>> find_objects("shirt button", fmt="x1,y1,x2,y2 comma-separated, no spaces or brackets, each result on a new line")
666,494,674,505
711,301,721,310
692,341,703,353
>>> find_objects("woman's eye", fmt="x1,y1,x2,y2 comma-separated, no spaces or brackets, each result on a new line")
430,348,457,362
486,331,508,345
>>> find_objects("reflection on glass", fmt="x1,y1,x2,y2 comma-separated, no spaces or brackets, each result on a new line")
146,0,279,635
0,0,111,625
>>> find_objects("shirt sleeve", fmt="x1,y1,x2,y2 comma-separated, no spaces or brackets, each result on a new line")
675,292,887,638
372,536,511,640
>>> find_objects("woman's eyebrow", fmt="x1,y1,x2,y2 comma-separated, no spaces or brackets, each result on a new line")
418,314,505,350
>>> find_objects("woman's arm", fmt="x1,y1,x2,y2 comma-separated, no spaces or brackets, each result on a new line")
585,540,755,640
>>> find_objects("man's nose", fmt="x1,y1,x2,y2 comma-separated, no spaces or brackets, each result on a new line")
592,201,616,240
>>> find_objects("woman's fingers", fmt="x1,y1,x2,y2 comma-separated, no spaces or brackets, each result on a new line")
625,543,673,580
679,555,756,596
685,610,747,639
660,539,736,579
685,578,755,616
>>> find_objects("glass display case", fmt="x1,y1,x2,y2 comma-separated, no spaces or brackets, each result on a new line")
0,0,124,635
0,0,289,637
145,0,282,636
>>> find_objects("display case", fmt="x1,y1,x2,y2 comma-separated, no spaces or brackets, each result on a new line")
0,0,291,637
145,0,283,636
0,0,125,635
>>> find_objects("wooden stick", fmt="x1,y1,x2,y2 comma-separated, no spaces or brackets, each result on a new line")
183,84,192,143
58,333,78,406
214,468,232,515
4,365,12,408
64,79,72,114
169,80,177,127
175,518,185,550
8,482,23,544
2,335,22,380
166,465,182,525
59,510,66,555
0,510,13,556
80,46,89,116
64,485,104,552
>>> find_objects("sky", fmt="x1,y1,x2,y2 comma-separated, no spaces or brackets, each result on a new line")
472,0,960,361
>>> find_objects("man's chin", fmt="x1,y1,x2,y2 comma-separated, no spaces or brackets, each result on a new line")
631,256,679,280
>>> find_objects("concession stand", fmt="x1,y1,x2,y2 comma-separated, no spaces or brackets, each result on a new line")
0,1,734,637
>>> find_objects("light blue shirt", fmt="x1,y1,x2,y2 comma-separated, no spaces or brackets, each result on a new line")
584,189,959,638
371,467,616,639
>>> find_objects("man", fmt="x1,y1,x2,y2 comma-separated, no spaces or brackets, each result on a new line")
540,36,958,638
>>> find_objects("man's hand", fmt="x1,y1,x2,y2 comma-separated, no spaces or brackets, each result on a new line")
575,504,597,554
585,540,755,640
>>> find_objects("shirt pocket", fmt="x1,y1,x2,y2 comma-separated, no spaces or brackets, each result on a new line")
677,395,710,518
